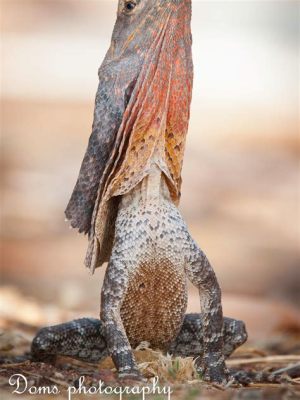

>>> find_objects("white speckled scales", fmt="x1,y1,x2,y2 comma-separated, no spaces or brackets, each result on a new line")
31,165,248,383
105,165,190,349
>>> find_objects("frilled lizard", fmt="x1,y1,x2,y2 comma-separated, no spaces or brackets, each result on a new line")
31,0,247,385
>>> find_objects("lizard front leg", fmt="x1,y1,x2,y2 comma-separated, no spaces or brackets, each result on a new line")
184,241,230,384
100,257,141,380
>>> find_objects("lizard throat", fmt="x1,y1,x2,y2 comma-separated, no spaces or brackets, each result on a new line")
119,164,171,208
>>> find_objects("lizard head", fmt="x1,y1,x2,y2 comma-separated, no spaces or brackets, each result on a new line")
102,0,193,202
103,0,192,67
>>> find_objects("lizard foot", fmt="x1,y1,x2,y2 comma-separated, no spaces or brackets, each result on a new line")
195,355,232,386
30,349,57,365
231,370,252,385
118,370,146,384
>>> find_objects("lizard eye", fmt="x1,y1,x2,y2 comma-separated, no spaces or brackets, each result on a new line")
124,1,136,12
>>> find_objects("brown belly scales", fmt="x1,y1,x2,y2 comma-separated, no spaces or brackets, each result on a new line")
120,259,188,350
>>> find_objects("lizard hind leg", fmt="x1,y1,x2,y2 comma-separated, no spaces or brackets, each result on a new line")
223,317,248,358
168,314,247,359
31,318,108,364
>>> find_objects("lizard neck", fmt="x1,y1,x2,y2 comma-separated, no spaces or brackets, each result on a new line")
120,164,171,208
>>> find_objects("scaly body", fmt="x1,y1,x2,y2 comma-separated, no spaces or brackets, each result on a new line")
31,0,247,384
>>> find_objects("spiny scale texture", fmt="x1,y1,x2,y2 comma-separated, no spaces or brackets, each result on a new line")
32,0,248,386
111,168,189,350
32,166,248,383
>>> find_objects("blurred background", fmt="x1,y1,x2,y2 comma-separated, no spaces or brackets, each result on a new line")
1,0,299,342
